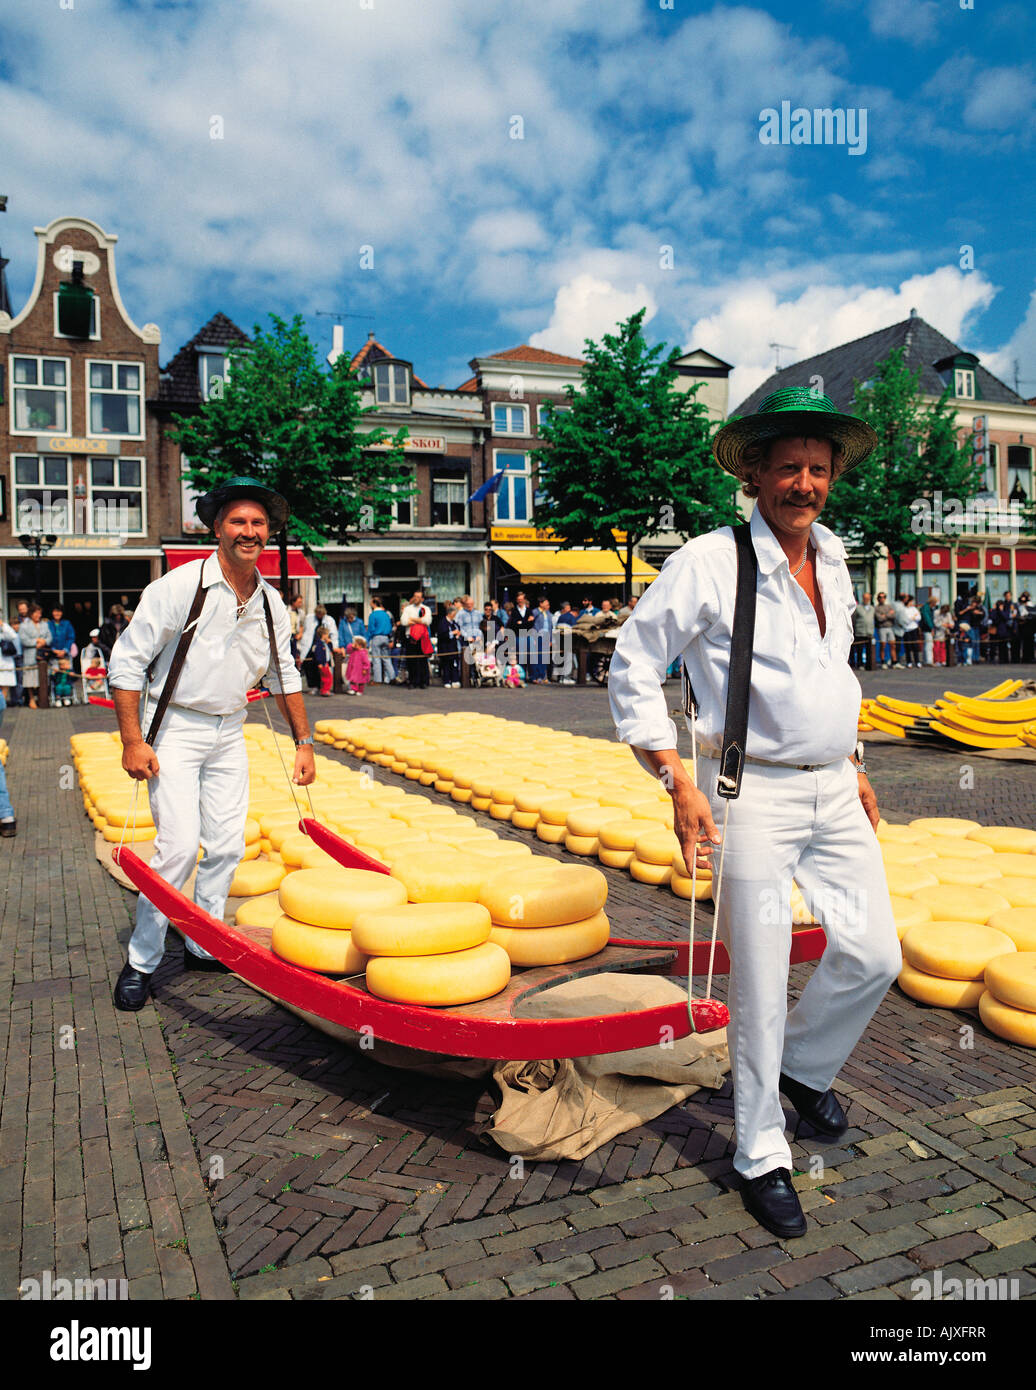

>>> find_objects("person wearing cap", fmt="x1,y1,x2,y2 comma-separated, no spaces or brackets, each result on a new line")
108,477,314,1011
608,389,901,1240
81,628,108,697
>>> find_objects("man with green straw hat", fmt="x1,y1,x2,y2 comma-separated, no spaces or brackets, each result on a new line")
609,388,900,1239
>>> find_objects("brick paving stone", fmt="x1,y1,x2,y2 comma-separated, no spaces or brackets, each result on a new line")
965,1239,1036,1277
505,1254,597,1295
592,1232,680,1270
569,1258,668,1300
845,1223,934,1262
372,1273,450,1300
908,1231,994,1268
481,1221,570,1256
772,1246,861,1289
658,1234,744,1272
293,1267,394,1299
831,1256,919,1294
974,1213,1036,1248
426,1279,512,1300
388,1239,486,1283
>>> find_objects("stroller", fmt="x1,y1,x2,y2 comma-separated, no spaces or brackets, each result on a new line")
472,639,501,687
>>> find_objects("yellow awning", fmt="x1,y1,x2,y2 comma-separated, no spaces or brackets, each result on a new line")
492,548,659,583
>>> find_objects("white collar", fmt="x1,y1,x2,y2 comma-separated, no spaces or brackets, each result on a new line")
749,505,846,575
204,548,265,604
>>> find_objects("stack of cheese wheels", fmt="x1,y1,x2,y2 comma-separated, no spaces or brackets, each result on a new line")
630,828,712,899
478,861,610,966
271,866,407,974
353,901,510,1006
979,950,1036,1047
898,920,1017,1009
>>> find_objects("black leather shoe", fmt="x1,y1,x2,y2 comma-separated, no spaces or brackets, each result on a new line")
741,1167,807,1238
113,961,153,1011
183,949,230,973
0,819,15,837
779,1071,848,1138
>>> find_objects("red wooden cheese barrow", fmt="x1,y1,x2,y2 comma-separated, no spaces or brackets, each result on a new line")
112,816,828,1061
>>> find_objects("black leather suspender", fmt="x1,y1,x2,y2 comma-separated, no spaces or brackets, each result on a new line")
683,520,759,802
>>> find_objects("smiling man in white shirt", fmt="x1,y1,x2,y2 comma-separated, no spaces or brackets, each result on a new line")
608,389,901,1240
108,476,314,1011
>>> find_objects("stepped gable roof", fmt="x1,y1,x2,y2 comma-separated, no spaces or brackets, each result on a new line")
732,316,1023,416
156,312,249,405
350,335,429,389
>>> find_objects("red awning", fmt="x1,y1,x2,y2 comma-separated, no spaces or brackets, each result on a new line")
163,546,317,578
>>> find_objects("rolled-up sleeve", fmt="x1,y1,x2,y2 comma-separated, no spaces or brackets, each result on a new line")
263,593,302,695
107,578,180,693
608,545,719,758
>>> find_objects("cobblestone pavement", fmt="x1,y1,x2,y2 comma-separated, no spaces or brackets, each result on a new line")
1,666,1035,1302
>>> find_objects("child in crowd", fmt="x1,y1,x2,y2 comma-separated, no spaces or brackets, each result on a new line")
81,628,108,697
53,659,75,707
503,660,525,688
311,629,333,696
346,635,372,696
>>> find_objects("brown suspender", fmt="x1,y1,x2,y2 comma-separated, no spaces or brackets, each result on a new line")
144,560,284,746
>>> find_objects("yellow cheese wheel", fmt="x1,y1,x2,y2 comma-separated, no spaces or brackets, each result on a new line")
566,806,632,838
877,824,932,844
351,901,492,956
279,832,317,867
910,883,1012,924
599,847,635,870
234,891,286,929
630,858,673,886
986,908,1036,953
259,838,272,854
898,961,985,1009
881,842,938,866
978,989,1036,1047
536,821,569,843
883,864,939,897
271,915,368,974
489,910,610,966
920,836,995,861
240,840,261,862
97,802,156,829
629,799,675,826
478,863,608,927
983,952,1036,1013
983,853,1036,880
993,877,1036,910
889,895,933,939
670,874,713,900
564,833,600,856
387,853,490,904
902,921,1017,980
488,802,516,820
470,795,492,811
365,941,511,1006
539,798,599,826
928,859,1003,888
278,866,407,929
909,817,981,837
297,844,348,871
511,811,541,831
243,817,261,844
228,858,286,897
512,785,557,814
467,841,534,864
634,828,680,866
259,811,300,839
598,818,667,852
967,826,1036,854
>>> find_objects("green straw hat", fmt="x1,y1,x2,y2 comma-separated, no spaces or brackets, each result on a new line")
712,387,878,481
196,475,290,533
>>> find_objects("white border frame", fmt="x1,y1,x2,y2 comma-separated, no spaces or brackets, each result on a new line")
430,474,469,529
491,448,531,524
7,353,72,437
492,401,530,436
52,289,101,341
86,453,147,537
84,358,147,441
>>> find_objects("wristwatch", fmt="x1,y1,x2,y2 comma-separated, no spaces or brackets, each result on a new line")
294,734,314,748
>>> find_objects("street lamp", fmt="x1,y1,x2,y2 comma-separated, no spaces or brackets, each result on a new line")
18,530,58,606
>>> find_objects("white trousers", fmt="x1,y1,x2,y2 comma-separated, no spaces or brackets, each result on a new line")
127,705,250,974
697,753,901,1179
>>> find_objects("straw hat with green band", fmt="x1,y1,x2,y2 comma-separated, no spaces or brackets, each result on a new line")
196,475,290,533
712,387,878,481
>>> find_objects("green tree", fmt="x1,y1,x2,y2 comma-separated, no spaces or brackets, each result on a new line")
821,347,984,592
530,309,737,601
170,314,412,594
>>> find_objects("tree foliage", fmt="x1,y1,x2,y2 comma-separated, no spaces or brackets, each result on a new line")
170,314,412,593
821,347,985,585
530,309,738,599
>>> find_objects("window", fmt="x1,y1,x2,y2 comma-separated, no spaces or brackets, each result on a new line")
198,352,230,401
493,451,531,523
537,402,569,430
493,403,529,435
87,360,144,437
1007,445,1032,502
391,466,417,526
373,362,409,405
10,356,69,434
90,456,145,534
432,477,467,527
13,454,73,532
53,290,99,339
954,368,976,399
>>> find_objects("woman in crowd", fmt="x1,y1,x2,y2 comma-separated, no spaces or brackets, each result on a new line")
436,601,462,688
16,603,48,709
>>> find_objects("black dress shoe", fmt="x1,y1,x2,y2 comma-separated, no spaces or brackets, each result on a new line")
741,1167,807,1238
779,1070,848,1138
113,961,153,1011
183,949,230,973
0,820,15,837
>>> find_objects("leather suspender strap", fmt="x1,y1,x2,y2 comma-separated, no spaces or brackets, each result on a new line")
144,561,208,747
716,521,758,801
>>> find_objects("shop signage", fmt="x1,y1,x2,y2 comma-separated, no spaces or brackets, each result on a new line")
37,436,121,455
364,435,445,452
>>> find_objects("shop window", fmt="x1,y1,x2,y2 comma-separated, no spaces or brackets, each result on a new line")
87,361,144,437
90,456,145,534
11,356,69,434
13,454,73,532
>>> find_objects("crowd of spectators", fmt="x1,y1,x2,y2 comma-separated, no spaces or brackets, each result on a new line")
853,588,1035,669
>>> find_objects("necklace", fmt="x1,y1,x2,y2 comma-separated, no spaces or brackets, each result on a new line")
790,545,811,578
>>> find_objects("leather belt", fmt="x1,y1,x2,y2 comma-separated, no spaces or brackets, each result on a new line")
698,747,830,772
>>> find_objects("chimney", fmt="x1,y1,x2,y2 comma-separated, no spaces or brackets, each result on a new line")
327,323,345,367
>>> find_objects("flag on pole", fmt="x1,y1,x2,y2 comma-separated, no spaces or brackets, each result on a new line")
469,469,506,503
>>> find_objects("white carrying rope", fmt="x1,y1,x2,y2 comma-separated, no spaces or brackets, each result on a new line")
687,703,729,1025
258,690,317,823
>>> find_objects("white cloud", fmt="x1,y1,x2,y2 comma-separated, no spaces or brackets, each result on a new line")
529,274,659,357
685,266,998,409
982,285,1036,394
963,66,1036,130
868,0,940,44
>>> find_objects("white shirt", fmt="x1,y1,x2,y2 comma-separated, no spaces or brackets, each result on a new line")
608,506,860,769
401,603,431,632
109,551,302,714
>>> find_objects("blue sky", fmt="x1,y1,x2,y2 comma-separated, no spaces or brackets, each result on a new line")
1,0,1033,407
